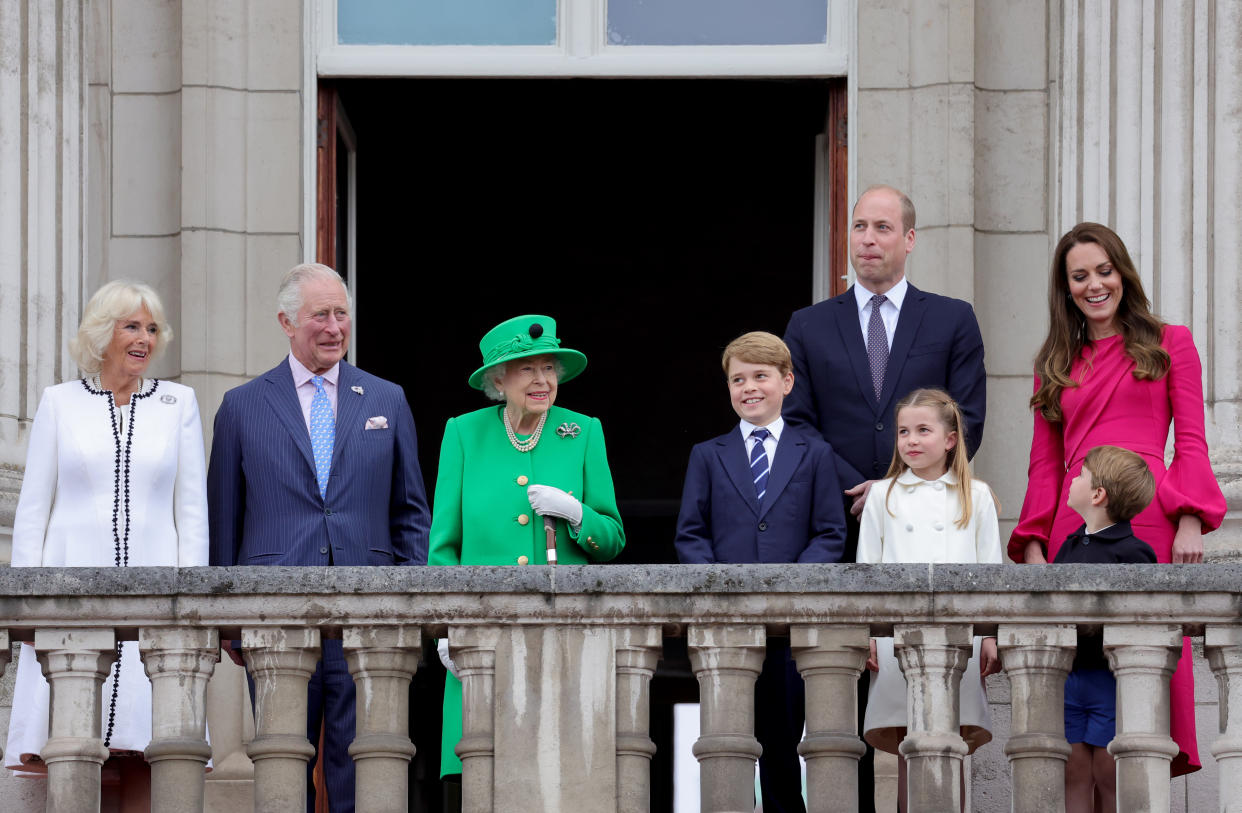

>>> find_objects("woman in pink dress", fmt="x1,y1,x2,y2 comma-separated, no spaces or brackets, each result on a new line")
1009,222,1226,777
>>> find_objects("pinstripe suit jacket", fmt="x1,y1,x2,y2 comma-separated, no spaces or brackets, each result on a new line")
207,357,430,567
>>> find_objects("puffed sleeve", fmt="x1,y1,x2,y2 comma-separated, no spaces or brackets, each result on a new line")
856,479,889,564
428,417,465,567
1157,325,1226,531
1007,374,1066,562
973,481,1003,564
174,388,210,566
568,417,626,562
11,388,59,567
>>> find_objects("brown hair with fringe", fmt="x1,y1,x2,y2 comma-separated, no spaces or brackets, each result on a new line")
1031,222,1169,423
721,331,793,378
1083,445,1156,523
884,388,997,529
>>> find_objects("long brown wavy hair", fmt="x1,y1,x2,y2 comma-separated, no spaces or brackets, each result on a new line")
1030,222,1169,423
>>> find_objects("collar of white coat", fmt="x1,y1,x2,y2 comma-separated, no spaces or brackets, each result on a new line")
896,468,959,487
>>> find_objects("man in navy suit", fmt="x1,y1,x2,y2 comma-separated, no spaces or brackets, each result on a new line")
676,331,846,813
783,185,986,812
208,262,430,812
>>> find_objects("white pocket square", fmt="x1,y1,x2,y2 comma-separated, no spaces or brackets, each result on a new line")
365,416,389,430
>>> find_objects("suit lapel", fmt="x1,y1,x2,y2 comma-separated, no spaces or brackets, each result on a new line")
759,426,806,519
878,284,928,415
714,431,761,516
833,290,878,415
331,362,364,474
263,361,316,474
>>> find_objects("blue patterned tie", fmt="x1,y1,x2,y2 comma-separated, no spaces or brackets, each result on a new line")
750,427,771,501
310,375,334,499
867,294,889,401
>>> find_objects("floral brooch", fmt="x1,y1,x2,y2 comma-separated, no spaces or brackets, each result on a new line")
556,422,581,439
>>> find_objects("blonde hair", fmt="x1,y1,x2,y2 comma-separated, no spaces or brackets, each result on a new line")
70,280,173,374
721,331,793,377
1083,445,1156,522
883,388,996,529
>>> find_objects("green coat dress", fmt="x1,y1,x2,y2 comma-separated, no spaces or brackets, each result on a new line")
428,404,625,775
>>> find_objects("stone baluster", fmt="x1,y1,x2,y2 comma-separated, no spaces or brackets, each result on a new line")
242,627,321,812
343,625,421,812
997,624,1076,813
139,627,220,813
1205,625,1242,812
893,623,973,812
35,628,116,813
451,625,502,813
687,624,765,813
0,631,8,764
614,626,662,813
789,624,868,812
1103,623,1181,811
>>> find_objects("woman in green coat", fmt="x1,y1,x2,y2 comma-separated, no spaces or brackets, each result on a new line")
429,314,625,781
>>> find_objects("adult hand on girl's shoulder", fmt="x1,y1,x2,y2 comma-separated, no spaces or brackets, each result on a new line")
845,479,878,516
1172,514,1204,564
866,638,879,672
979,637,1001,677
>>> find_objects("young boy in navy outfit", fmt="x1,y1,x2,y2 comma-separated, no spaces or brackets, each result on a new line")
676,331,846,813
1053,444,1157,813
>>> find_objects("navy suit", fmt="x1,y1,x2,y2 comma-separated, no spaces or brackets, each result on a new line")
208,358,430,812
676,423,845,813
783,283,986,495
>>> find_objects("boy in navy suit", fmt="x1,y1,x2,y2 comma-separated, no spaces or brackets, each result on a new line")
676,331,846,813
1053,445,1156,812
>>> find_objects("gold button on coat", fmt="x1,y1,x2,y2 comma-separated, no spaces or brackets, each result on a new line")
517,514,530,525
517,475,528,486
517,555,529,565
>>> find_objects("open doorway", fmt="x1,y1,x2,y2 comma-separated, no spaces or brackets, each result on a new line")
321,77,845,810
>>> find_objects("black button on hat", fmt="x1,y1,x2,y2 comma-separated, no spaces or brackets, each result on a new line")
529,323,543,338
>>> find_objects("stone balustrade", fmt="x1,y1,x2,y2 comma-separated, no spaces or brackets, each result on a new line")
1,564,1242,811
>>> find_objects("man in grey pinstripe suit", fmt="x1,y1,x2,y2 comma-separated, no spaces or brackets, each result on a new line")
208,262,430,812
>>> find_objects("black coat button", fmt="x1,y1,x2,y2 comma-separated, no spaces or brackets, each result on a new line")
758,521,768,531
875,422,884,431
325,509,332,516
319,546,329,555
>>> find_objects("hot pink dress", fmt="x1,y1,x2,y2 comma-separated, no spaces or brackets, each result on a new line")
1009,324,1226,776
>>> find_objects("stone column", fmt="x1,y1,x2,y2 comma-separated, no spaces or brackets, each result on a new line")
35,627,115,813
138,627,219,813
614,626,662,813
1205,624,1242,811
687,624,765,813
790,624,869,813
343,625,421,812
997,624,1076,813
242,627,320,812
893,623,972,812
0,630,10,764
1103,624,1181,811
450,625,502,813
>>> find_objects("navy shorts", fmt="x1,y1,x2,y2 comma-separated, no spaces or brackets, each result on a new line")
1064,668,1116,747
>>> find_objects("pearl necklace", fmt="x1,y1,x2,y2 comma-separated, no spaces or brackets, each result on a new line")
504,408,547,453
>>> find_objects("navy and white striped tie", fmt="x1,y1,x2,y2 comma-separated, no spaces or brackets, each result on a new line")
750,427,771,501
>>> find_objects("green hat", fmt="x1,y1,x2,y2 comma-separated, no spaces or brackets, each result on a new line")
468,315,588,390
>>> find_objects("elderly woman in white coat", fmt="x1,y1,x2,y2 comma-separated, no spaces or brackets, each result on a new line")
6,281,208,800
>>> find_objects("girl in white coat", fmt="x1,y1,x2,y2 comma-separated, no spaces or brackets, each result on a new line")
858,388,1002,811
6,281,208,805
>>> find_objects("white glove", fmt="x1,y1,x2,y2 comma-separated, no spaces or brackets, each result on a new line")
437,638,459,679
527,484,583,530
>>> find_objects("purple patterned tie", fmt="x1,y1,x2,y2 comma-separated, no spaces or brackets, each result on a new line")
867,294,889,401
750,427,771,501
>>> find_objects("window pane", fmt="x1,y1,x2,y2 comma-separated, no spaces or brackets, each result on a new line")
339,0,557,46
607,0,827,45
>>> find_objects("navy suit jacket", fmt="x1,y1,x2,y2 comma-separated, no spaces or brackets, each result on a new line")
208,359,430,567
675,423,846,564
783,283,986,489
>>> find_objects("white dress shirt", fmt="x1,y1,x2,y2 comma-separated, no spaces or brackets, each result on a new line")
738,416,784,468
289,353,340,431
855,276,908,352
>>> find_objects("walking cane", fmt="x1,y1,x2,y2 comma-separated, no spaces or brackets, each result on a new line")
544,515,557,565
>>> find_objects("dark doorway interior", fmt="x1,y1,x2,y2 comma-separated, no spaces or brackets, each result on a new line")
332,77,837,810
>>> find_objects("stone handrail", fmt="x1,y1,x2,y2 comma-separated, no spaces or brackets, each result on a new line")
0,563,1240,811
